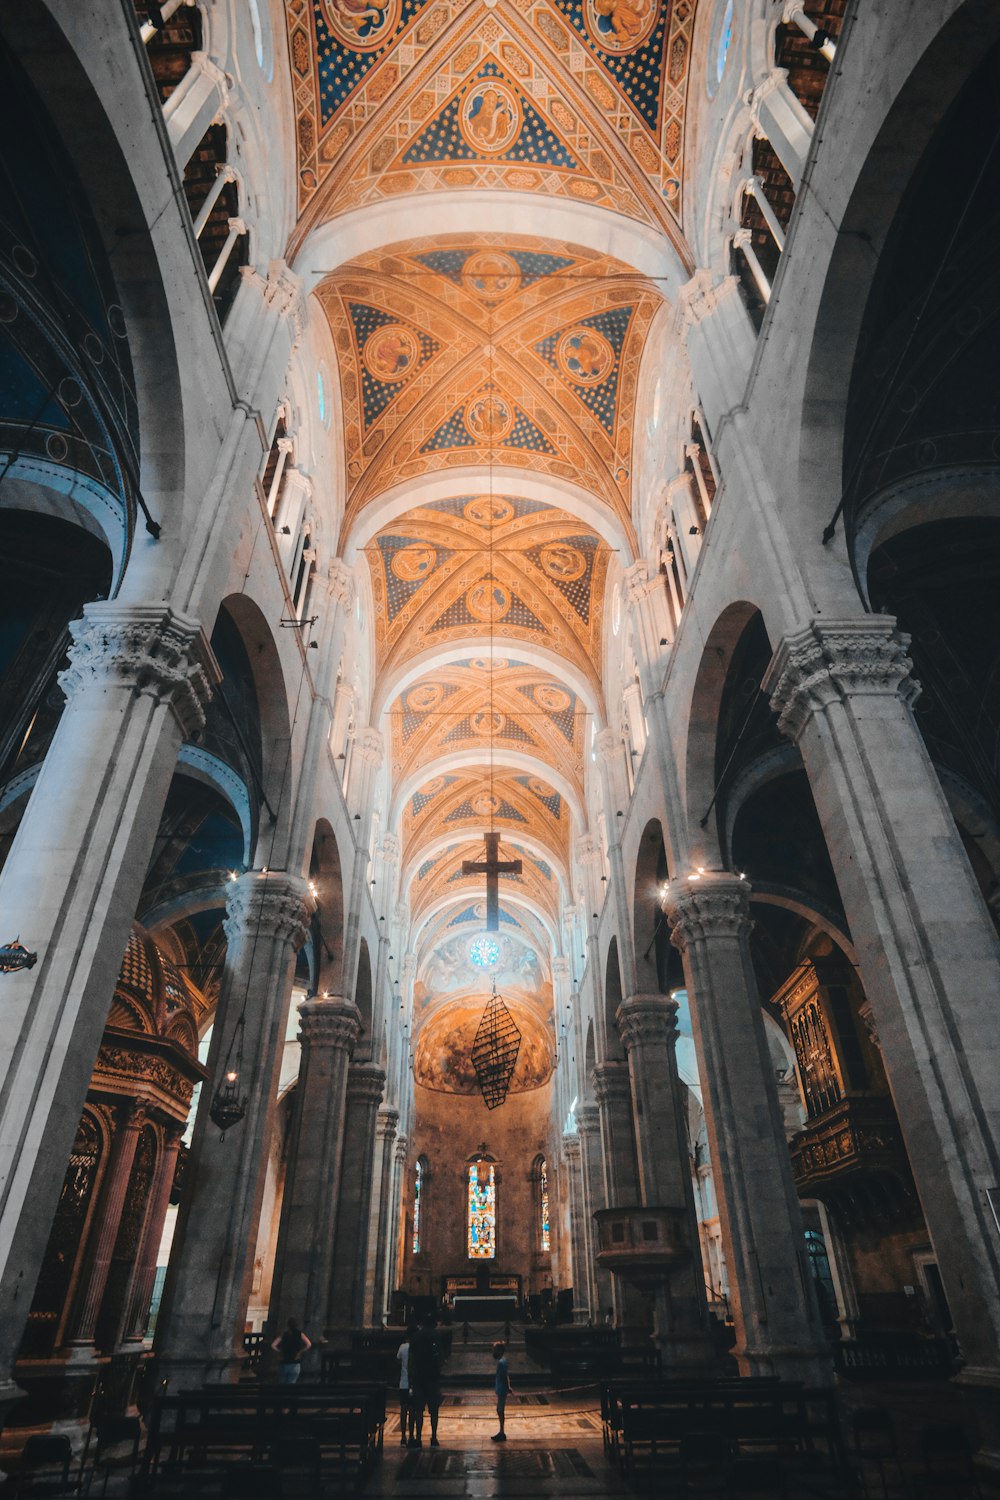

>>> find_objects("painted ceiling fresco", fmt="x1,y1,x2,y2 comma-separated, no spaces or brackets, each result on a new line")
403,769,567,869
370,504,611,686
409,836,560,924
285,0,697,242
413,995,554,1095
317,236,661,524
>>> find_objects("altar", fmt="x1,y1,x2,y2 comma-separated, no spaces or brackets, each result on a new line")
444,1273,521,1320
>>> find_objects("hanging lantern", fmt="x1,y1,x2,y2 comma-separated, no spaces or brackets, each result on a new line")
0,939,37,973
210,1015,248,1137
471,982,521,1110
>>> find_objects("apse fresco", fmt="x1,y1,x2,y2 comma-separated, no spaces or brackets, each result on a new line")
419,931,541,995
285,0,694,231
413,997,554,1094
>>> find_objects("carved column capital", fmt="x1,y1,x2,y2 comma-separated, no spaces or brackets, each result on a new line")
328,558,355,609
591,1059,632,1107
376,1105,399,1140
224,872,315,950
676,269,742,330
394,1134,409,1166
575,1103,600,1137
60,603,220,738
763,617,920,744
664,871,752,950
595,726,620,765
356,727,384,768
347,1063,386,1107
297,996,361,1051
747,66,792,136
617,992,679,1052
562,1132,581,1164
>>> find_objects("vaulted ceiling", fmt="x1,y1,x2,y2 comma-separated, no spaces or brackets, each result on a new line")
285,0,696,250
286,0,697,1025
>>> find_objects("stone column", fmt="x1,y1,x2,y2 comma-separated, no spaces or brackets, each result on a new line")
665,874,831,1384
267,998,360,1341
677,272,757,443
747,67,814,188
163,51,229,169
575,1104,610,1320
592,1063,645,1328
365,1105,399,1326
122,1127,183,1343
765,619,1000,1424
385,1134,408,1311
561,1133,590,1323
329,1065,386,1334
617,994,715,1371
0,603,215,1398
68,1104,148,1345
156,872,313,1386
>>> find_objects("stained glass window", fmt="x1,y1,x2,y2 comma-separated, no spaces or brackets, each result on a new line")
468,1161,496,1259
539,1160,550,1253
469,935,500,970
412,1159,422,1254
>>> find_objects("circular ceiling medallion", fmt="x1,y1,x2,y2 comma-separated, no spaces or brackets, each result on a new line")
419,774,447,798
406,682,444,713
470,709,505,737
470,656,509,673
464,496,515,526
391,542,437,582
363,323,420,383
462,250,522,301
466,394,514,443
538,542,587,581
320,0,400,51
466,580,511,622
469,934,501,970
472,792,501,818
556,326,615,385
584,0,659,52
535,683,572,713
460,81,522,156
529,776,555,799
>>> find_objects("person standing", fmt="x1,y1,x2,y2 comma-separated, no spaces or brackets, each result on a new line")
409,1311,443,1448
271,1318,311,1385
491,1339,511,1442
397,1325,416,1447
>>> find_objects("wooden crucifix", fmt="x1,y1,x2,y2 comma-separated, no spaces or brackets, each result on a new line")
462,831,522,931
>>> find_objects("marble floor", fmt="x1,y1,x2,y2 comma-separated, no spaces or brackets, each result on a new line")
366,1392,633,1499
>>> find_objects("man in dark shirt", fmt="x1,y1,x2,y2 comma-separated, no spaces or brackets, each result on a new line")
408,1312,442,1447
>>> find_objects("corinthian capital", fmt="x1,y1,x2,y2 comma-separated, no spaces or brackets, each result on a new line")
297,995,361,1051
224,871,315,950
347,1063,386,1107
60,603,219,738
664,871,752,950
591,1059,632,1107
617,992,679,1051
763,617,919,744
328,558,355,609
676,269,741,330
356,727,384,767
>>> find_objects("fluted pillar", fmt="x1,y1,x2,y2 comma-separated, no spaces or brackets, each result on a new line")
267,998,361,1341
575,1105,610,1319
156,872,313,1386
665,874,831,1384
592,1064,644,1327
69,1104,148,1345
617,994,715,1371
329,1064,386,1334
0,603,215,1395
122,1127,183,1343
765,619,1000,1432
365,1106,399,1326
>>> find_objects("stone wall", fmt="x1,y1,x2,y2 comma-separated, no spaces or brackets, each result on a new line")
402,1079,556,1302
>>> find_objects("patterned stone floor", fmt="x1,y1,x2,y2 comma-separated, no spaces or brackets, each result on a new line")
364,1392,631,1498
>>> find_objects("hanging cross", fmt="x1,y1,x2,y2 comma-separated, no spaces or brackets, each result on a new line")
462,831,522,931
